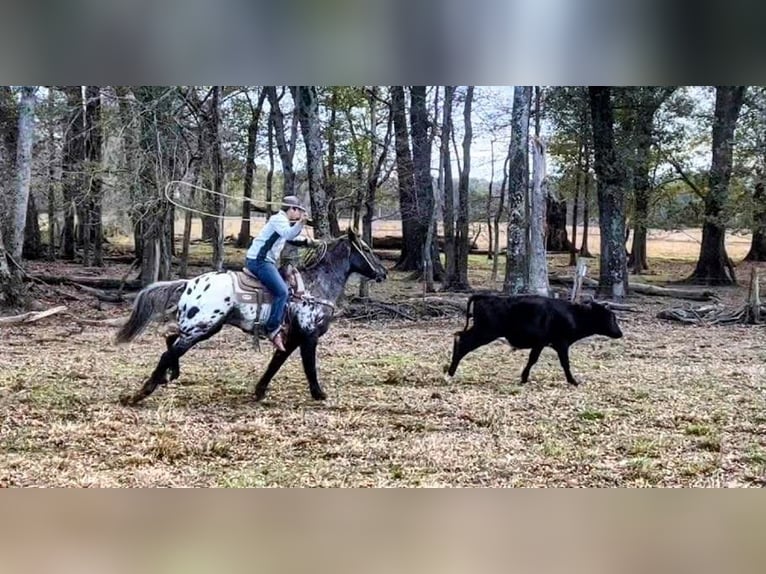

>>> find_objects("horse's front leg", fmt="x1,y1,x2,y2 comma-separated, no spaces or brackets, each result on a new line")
299,336,326,401
253,332,300,402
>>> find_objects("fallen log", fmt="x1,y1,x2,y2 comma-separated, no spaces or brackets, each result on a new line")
66,315,128,327
71,283,137,303
0,305,68,326
549,275,718,301
27,274,143,291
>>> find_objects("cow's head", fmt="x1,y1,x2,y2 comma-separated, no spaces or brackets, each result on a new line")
586,300,623,339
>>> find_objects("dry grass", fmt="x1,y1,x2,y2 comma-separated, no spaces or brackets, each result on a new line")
2,229,766,487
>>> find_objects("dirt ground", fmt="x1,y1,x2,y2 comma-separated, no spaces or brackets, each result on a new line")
2,229,766,487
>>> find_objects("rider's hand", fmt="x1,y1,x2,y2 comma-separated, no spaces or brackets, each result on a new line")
300,211,309,224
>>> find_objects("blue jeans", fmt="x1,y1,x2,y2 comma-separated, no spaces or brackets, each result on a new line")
246,258,288,336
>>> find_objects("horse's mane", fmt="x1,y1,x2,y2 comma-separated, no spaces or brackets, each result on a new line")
297,235,347,270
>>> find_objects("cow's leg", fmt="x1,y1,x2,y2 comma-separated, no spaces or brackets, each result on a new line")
553,342,579,386
299,336,326,401
253,332,301,402
447,327,495,376
519,346,544,384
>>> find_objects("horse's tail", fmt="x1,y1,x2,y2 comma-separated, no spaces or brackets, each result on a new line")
115,279,188,344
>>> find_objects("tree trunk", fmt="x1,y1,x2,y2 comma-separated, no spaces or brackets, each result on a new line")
179,131,204,279
406,86,443,279
84,86,103,266
504,86,532,294
580,141,593,258
745,181,766,261
132,87,174,286
444,86,472,290
627,88,675,273
60,86,84,260
529,136,550,296
390,86,419,271
629,187,649,272
295,86,330,238
359,88,392,298
266,112,275,218
569,141,583,266
265,86,296,196
46,88,57,260
491,153,509,282
326,91,341,237
0,86,35,309
23,192,42,259
209,86,225,271
689,86,746,284
546,196,572,252
237,89,266,248
589,86,628,299
441,86,456,282
10,87,36,262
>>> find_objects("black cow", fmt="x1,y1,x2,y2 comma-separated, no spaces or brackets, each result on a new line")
447,294,623,386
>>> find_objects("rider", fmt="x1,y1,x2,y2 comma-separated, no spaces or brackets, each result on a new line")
246,195,314,352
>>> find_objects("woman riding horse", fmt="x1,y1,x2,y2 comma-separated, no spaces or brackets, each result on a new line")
116,228,387,405
246,195,315,352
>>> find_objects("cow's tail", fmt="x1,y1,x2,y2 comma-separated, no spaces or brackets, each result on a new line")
115,280,188,343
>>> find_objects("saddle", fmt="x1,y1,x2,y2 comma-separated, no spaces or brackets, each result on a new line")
229,263,305,305
229,264,306,345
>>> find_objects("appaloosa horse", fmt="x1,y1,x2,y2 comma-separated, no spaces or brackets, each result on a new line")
116,229,387,405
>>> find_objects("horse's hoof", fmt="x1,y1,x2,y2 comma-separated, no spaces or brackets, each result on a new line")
311,390,327,401
253,389,267,402
119,394,135,407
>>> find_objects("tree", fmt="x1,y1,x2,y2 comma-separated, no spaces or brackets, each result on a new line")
294,85,330,238
208,86,225,271
737,87,766,261
619,87,676,273
443,86,473,291
504,86,532,294
529,136,550,296
589,86,628,299
359,87,393,298
545,87,593,262
60,86,84,260
688,86,746,284
131,86,176,286
0,86,36,309
391,86,420,272
440,86,456,282
82,86,104,267
265,86,297,197
236,88,267,248
745,179,766,261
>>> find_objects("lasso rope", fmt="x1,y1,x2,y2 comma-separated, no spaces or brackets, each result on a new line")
163,180,294,220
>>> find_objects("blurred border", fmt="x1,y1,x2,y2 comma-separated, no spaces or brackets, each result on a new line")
2,490,765,573
0,0,763,84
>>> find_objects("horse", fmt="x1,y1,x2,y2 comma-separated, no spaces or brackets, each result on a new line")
115,228,388,405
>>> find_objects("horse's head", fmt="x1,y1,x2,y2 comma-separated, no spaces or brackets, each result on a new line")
346,228,387,282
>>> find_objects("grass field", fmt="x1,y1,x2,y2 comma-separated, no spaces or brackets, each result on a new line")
1,227,765,487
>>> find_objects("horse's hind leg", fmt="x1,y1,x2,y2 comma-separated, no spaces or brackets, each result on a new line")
120,324,222,406
165,333,181,380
